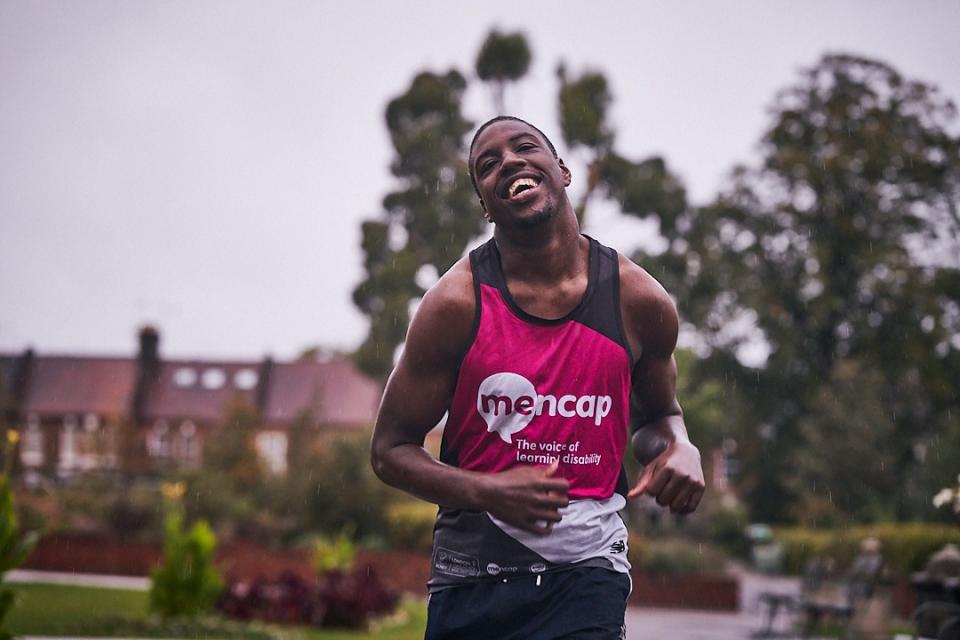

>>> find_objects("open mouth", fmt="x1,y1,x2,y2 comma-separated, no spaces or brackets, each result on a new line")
504,176,541,200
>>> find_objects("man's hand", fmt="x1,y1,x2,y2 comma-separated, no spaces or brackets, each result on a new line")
628,440,704,514
480,462,570,535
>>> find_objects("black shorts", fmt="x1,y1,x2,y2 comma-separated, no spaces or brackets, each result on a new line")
425,566,630,640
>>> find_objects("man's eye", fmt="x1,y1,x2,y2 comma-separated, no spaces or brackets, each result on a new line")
480,160,496,174
517,143,537,152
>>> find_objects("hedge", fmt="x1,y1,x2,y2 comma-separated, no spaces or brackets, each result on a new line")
774,523,960,575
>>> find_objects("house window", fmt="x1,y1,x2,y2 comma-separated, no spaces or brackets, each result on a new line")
233,368,258,390
173,420,201,467
173,367,197,387
59,415,78,472
100,423,119,469
77,413,100,470
147,420,171,458
20,415,44,467
201,368,226,389
255,431,288,475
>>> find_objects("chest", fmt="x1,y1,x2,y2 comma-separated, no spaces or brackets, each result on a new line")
504,273,588,320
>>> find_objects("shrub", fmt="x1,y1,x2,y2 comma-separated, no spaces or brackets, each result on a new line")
149,510,223,618
0,474,38,640
312,531,356,574
217,567,398,629
105,483,164,540
628,536,727,576
385,500,436,553
775,523,960,575
708,505,751,559
306,434,399,542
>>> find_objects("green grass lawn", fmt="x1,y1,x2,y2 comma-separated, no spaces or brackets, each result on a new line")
6,583,427,639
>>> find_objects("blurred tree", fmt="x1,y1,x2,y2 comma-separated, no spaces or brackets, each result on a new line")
475,29,531,114
556,66,614,225
787,359,899,525
201,399,262,491
636,54,960,521
306,434,399,541
353,70,481,379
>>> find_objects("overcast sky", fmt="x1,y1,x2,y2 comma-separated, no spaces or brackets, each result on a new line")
2,1,958,361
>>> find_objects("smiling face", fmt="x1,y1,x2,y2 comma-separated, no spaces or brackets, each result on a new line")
469,120,572,231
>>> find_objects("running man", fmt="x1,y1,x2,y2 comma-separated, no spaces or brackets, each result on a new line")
371,116,705,639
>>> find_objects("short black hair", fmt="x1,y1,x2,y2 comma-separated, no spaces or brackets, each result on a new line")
467,116,559,196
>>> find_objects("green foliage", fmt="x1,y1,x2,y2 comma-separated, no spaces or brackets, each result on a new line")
775,523,960,575
475,29,531,114
312,530,356,574
203,399,262,491
306,434,400,541
149,510,223,619
638,53,960,523
556,67,613,151
353,70,480,379
600,153,688,232
0,474,37,639
384,500,436,553
707,505,752,560
628,536,727,576
787,360,900,525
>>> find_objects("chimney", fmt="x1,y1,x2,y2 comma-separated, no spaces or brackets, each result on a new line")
5,348,34,423
131,326,161,424
138,326,159,367
256,356,274,415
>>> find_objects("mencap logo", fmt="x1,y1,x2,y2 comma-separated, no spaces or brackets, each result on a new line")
477,372,613,444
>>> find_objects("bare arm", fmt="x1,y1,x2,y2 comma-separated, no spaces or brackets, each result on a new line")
619,256,705,514
370,259,569,534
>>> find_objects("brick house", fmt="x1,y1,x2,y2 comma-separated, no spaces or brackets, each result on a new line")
0,327,382,481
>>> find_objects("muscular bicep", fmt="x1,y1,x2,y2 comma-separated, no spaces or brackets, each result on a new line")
630,352,681,429
372,265,474,452
620,260,683,430
375,347,458,449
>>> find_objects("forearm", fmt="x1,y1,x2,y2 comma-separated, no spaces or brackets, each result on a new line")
371,440,491,511
631,412,690,465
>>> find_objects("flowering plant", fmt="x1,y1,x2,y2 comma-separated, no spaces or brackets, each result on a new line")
933,474,960,515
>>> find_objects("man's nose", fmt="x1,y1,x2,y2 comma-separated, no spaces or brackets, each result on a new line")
501,151,527,173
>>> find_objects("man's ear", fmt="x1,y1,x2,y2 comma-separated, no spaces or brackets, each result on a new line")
559,159,572,187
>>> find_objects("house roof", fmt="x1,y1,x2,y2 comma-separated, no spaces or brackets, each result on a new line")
17,356,137,419
263,359,381,428
0,348,381,429
144,360,261,423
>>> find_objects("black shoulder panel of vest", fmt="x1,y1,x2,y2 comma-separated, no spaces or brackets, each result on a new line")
573,238,631,356
469,238,504,289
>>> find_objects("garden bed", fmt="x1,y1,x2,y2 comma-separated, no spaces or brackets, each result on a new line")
25,533,740,610
23,533,430,595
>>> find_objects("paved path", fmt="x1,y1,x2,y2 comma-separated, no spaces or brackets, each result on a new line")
625,566,801,640
8,568,149,590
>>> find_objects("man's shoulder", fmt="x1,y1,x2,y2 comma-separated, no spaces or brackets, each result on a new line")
616,254,679,357
406,256,477,359
616,253,675,312
422,256,474,317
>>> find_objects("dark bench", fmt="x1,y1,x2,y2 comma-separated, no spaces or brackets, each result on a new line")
754,553,884,639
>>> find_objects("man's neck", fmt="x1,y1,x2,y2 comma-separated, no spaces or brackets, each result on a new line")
493,209,586,284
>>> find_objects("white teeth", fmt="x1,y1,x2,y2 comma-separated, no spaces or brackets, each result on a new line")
508,178,539,198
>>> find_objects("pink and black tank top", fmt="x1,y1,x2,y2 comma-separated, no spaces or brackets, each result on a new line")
430,235,633,591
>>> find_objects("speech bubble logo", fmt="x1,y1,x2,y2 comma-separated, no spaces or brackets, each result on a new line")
477,372,537,444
